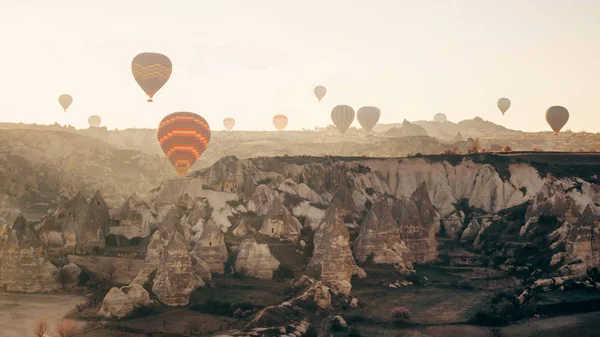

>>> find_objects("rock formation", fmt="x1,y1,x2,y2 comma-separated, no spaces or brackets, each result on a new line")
99,284,151,319
460,218,482,243
0,214,61,293
277,179,324,203
307,206,364,289
191,219,228,274
442,210,465,240
527,182,581,221
153,232,200,306
247,185,277,216
259,197,302,241
391,182,438,263
234,238,280,279
354,198,412,271
55,191,108,254
110,193,155,239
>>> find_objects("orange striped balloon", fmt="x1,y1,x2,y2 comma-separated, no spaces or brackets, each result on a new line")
273,115,288,131
157,112,211,176
132,52,172,102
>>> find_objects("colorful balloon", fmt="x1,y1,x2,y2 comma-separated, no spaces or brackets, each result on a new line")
88,115,101,127
273,115,288,131
433,113,447,122
331,105,355,134
357,106,381,132
545,106,569,135
157,112,211,176
497,98,511,115
58,94,73,112
223,118,235,131
314,85,327,102
131,52,172,102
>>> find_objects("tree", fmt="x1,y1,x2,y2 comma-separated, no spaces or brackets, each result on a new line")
33,318,48,337
391,307,412,322
502,145,512,152
105,263,117,289
55,319,81,337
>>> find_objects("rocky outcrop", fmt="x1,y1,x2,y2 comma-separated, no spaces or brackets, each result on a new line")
259,197,302,241
330,179,361,218
232,218,256,237
132,208,210,306
442,210,465,240
277,179,324,204
99,284,151,319
307,206,364,289
392,182,438,263
191,219,228,274
110,193,155,239
56,191,108,254
247,185,277,216
460,218,482,243
527,181,581,221
0,214,61,293
234,238,280,279
153,232,199,306
354,198,412,271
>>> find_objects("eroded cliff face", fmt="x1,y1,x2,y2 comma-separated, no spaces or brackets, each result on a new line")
0,214,61,293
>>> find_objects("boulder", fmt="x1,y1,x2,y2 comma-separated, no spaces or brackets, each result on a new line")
99,284,151,319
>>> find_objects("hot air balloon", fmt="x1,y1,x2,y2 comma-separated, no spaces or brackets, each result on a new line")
497,98,511,115
223,118,235,131
357,106,381,132
273,115,288,131
433,113,447,122
545,106,569,135
157,112,211,176
88,115,101,127
331,105,355,134
58,94,73,112
314,86,327,102
131,52,172,102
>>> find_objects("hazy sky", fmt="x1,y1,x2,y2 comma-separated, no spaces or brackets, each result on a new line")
1,0,599,131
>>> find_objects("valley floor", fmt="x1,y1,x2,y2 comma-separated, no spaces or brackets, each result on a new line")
0,292,85,337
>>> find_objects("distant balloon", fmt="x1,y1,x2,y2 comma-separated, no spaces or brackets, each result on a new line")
88,115,101,127
157,112,211,176
331,105,355,134
131,52,172,102
545,106,569,135
223,118,235,131
357,106,381,132
433,113,447,122
58,94,73,112
497,98,511,115
273,115,288,131
314,86,327,102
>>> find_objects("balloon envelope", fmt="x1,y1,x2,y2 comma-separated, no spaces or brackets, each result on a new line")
331,105,355,134
433,113,447,122
157,112,211,176
59,94,73,111
273,115,288,131
132,52,172,102
545,106,569,135
88,115,101,127
314,85,326,102
497,98,511,115
357,106,381,132
223,118,235,131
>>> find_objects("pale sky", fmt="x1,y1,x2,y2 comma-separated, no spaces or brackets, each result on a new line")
0,0,599,132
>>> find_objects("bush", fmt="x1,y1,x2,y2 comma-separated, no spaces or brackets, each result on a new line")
273,264,295,280
391,307,412,321
531,146,543,152
440,147,461,155
502,146,512,152
130,304,159,318
348,327,361,337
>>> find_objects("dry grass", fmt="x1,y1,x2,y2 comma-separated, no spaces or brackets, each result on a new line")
34,318,48,337
55,319,82,337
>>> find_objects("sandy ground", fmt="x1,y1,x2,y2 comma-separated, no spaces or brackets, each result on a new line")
0,292,85,337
